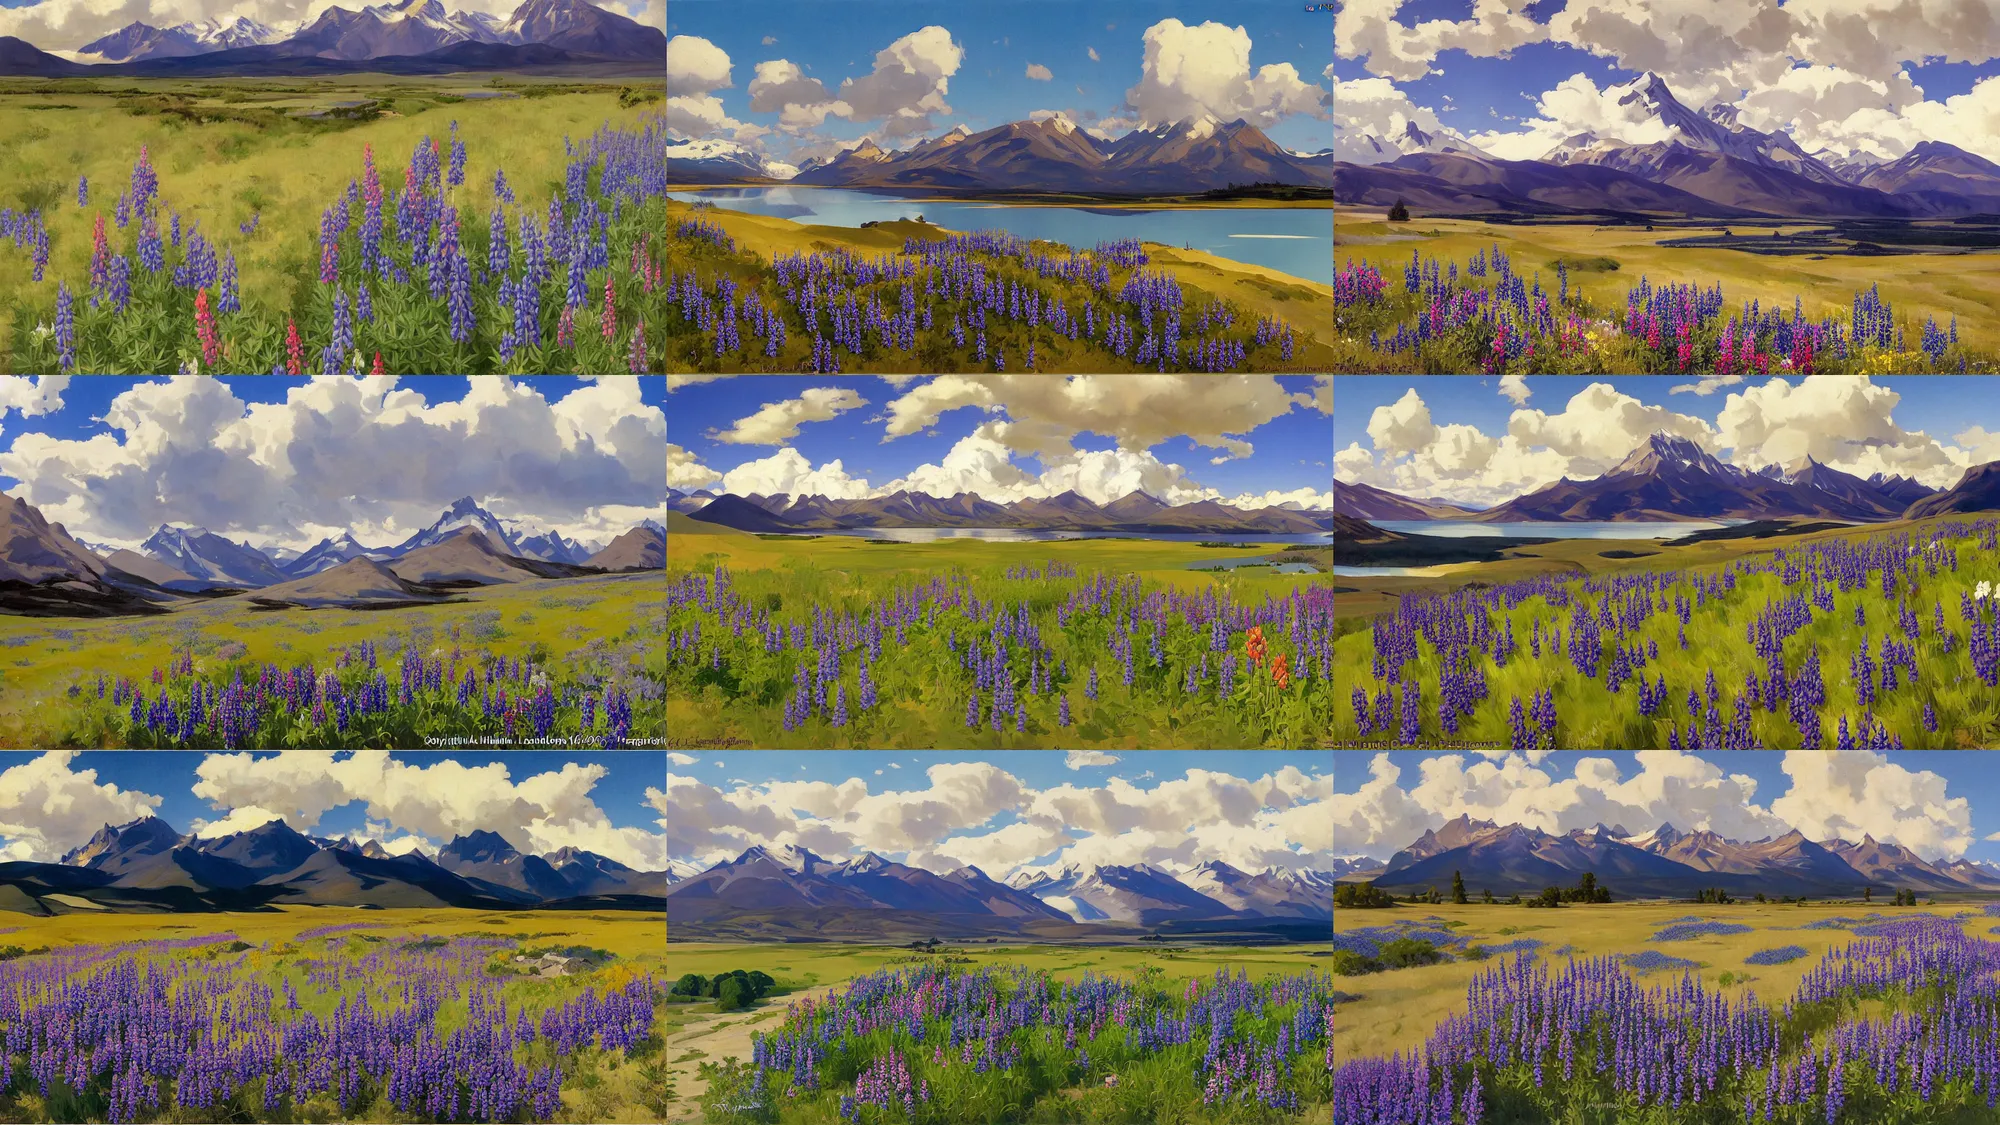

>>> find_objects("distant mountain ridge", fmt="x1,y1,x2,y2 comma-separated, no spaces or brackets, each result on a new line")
1334,480,1482,520
778,115,1330,194
45,0,660,66
1461,433,1939,523
1354,814,2000,897
1334,70,2000,219
683,488,1332,534
669,847,1333,940
30,815,665,914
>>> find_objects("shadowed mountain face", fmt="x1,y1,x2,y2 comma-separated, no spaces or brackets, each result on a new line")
1359,815,2000,898
434,830,573,900
669,849,1333,937
1334,480,1481,520
1904,461,2000,519
249,556,449,609
7,816,665,914
387,527,591,585
583,526,663,570
1469,434,1935,522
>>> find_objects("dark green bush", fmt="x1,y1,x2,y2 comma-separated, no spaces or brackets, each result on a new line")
1376,938,1444,970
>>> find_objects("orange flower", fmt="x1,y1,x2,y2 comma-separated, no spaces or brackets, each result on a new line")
1271,652,1291,689
1246,625,1266,665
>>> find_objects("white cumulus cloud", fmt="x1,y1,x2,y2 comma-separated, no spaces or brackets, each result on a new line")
1126,18,1327,129
0,751,163,863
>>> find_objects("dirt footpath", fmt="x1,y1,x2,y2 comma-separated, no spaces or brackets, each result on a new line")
662,986,845,1123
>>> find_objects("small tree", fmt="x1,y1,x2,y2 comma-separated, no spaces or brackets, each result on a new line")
1481,888,1495,904
716,976,752,1011
1451,870,1468,905
1863,886,1872,904
1387,198,1411,222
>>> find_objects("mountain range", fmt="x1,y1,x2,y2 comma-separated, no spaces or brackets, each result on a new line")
1345,815,2000,898
668,114,1334,195
0,0,660,76
675,488,1332,535
1337,433,1952,525
0,492,662,615
1333,480,1483,520
1336,71,2000,219
668,846,1332,941
19,815,667,914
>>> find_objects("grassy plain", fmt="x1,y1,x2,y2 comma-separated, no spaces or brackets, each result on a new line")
1331,519,1870,621
0,905,667,1124
1332,900,1976,1062
663,941,1333,1123
1335,512,2000,747
0,77,660,368
0,570,664,747
1333,208,2000,361
667,515,1334,749
663,198,1335,373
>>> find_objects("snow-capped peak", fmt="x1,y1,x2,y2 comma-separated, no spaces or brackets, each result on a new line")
949,123,972,136
665,137,753,160
1184,113,1219,140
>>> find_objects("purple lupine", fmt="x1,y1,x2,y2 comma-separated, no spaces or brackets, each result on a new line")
53,281,74,372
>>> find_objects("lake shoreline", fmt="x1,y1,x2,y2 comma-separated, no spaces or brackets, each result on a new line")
668,183,1333,209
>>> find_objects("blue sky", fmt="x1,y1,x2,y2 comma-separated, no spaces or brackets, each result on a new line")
1336,750,2000,866
0,376,665,551
668,750,1333,876
0,750,668,868
1335,375,1996,507
669,374,1333,509
1334,0,2000,164
668,0,1333,164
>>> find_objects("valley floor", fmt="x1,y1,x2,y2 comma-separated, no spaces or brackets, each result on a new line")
662,942,1333,1123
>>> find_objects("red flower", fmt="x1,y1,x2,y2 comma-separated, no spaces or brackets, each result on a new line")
194,289,221,369
1245,625,1266,666
285,318,304,375
371,351,385,376
1271,652,1291,690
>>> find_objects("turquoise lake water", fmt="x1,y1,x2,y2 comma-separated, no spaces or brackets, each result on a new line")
666,186,1332,285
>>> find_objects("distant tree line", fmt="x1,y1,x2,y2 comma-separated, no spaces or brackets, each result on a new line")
1525,872,1611,908
671,970,776,1011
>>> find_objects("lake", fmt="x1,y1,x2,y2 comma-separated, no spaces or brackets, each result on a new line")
1367,520,1730,540
667,186,1332,285
1333,565,1459,577
761,528,1334,544
1190,559,1319,574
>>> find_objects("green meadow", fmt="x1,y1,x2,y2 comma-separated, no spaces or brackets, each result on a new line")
0,77,660,372
1333,512,2000,748
0,570,665,747
1333,208,2000,368
667,514,1334,749
663,942,1334,1124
